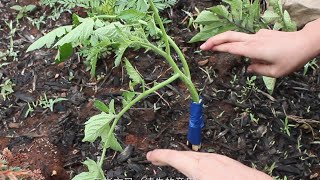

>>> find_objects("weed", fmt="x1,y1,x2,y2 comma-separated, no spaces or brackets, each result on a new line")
1,21,18,61
303,58,319,75
10,4,36,23
280,116,294,136
38,93,67,111
0,79,15,100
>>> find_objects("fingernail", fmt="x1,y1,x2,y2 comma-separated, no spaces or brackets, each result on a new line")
247,67,253,72
200,43,206,49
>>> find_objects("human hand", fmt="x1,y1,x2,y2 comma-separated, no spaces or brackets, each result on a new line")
199,28,320,78
147,149,272,180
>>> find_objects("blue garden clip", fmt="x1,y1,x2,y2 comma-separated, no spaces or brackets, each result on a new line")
187,98,204,150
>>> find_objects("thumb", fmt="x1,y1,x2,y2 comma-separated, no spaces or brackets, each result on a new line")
248,64,278,78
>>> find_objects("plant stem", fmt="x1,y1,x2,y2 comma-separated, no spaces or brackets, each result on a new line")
148,0,170,55
168,37,191,78
98,73,180,167
138,42,199,102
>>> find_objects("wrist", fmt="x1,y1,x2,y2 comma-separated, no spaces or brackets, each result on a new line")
300,19,320,55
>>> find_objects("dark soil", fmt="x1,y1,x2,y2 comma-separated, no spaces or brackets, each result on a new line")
0,0,319,179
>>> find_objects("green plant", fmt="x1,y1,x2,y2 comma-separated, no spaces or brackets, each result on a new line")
38,93,67,112
191,0,297,95
28,0,202,179
0,79,15,100
280,116,294,136
303,58,319,75
10,4,37,23
1,21,18,61
29,0,178,77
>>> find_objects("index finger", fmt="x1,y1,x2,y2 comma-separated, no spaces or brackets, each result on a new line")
147,149,199,178
200,31,251,50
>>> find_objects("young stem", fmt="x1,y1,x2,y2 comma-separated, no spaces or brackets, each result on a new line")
139,42,199,102
98,73,180,167
148,0,170,55
168,37,191,78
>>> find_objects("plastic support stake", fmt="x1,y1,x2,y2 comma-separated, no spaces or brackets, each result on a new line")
187,98,204,146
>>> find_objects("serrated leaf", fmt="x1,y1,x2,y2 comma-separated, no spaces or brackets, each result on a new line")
122,91,136,107
94,100,109,112
137,0,149,12
83,113,115,142
54,18,95,47
262,10,279,23
94,22,125,40
283,10,297,31
114,44,129,67
210,5,229,19
72,159,105,180
117,9,146,22
125,58,142,84
194,10,220,25
262,76,276,95
55,43,73,63
101,128,123,152
27,26,72,52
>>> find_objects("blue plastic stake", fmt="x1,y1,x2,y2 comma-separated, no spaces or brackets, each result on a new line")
187,98,204,151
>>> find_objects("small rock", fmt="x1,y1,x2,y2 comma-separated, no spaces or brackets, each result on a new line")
127,163,142,173
256,125,268,138
197,59,209,66
117,145,134,163
8,122,20,129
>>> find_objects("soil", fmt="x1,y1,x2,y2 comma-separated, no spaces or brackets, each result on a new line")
0,0,319,179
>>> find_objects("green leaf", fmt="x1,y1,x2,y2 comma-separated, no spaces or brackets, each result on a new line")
27,25,72,52
10,5,23,11
25,5,36,12
101,128,123,152
262,10,279,23
94,100,109,112
109,99,116,114
125,58,142,84
114,44,129,67
262,76,276,95
83,113,115,142
55,43,73,63
54,18,95,47
72,159,105,180
194,10,220,25
117,9,146,22
210,5,229,19
122,91,136,107
273,21,283,30
94,22,126,40
283,10,297,31
189,22,236,43
223,0,242,22
137,0,149,12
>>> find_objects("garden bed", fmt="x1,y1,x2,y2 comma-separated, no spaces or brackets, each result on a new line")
0,0,319,179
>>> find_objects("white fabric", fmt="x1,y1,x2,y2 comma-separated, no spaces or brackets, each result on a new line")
282,0,320,27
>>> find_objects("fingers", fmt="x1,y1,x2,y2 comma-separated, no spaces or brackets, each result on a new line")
200,31,251,50
248,64,280,78
146,149,198,178
210,42,251,57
